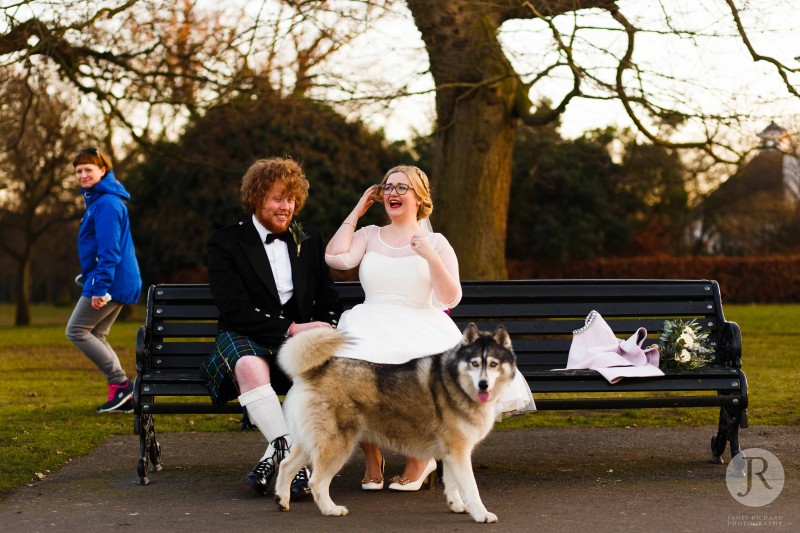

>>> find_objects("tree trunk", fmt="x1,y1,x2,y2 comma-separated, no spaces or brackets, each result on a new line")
407,2,524,279
14,253,31,326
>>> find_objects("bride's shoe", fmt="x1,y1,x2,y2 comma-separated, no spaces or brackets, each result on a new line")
361,454,385,490
388,458,437,492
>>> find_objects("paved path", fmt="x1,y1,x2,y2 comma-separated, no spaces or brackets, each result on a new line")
1,426,797,532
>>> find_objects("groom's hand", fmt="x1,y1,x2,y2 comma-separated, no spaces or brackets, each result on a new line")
287,321,333,337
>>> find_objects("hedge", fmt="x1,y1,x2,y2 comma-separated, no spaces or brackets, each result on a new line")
508,254,800,303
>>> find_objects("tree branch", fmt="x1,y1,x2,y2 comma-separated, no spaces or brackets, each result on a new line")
723,0,799,98
517,2,582,125
605,4,738,162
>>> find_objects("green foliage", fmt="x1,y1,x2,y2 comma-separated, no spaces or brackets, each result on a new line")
126,92,409,283
620,140,689,251
507,125,690,261
508,125,626,260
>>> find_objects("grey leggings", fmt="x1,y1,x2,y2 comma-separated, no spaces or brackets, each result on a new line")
66,296,127,385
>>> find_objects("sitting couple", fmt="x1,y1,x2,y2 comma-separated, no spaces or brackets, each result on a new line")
201,157,535,497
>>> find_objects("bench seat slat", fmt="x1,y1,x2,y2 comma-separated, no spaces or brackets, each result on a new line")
529,376,740,393
150,280,717,302
459,280,715,299
148,355,214,369
535,395,739,410
153,305,219,319
152,341,215,355
455,319,717,336
451,301,716,318
140,382,210,396
154,322,219,337
140,402,242,414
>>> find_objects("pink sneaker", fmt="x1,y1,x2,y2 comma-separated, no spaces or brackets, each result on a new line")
96,379,134,413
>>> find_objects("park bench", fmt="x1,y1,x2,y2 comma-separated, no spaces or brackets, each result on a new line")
134,279,747,486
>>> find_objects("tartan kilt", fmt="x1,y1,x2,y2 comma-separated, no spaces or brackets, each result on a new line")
200,331,285,405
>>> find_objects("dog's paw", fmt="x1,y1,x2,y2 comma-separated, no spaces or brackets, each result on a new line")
447,498,467,513
321,505,349,517
473,511,498,523
274,494,290,512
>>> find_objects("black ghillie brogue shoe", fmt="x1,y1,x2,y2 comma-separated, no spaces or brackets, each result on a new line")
290,466,312,497
243,436,290,496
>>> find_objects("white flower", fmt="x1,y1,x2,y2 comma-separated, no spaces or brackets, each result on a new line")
682,326,694,336
677,349,692,363
678,333,695,347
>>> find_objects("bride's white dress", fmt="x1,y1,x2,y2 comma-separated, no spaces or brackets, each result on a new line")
325,225,535,416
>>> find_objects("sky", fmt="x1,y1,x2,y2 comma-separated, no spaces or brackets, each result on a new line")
8,0,797,154
329,1,800,151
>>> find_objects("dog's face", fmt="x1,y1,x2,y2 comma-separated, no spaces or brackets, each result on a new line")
455,323,517,405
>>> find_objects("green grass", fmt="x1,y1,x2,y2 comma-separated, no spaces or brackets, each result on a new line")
0,303,240,498
0,303,798,498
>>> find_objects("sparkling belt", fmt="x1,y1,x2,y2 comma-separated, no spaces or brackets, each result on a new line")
364,297,434,310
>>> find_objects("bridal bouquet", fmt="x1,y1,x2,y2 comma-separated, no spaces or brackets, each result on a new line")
658,319,716,370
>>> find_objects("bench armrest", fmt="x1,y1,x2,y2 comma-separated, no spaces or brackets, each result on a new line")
718,321,743,368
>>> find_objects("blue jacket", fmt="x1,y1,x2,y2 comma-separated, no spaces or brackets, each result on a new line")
78,169,142,304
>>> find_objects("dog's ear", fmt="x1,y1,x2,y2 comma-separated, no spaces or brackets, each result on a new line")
462,322,480,344
493,325,512,350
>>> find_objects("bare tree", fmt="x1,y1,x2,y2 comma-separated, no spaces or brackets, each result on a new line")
3,1,798,279
0,1,389,143
403,0,799,277
0,70,88,325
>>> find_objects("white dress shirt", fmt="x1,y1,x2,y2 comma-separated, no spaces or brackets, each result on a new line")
252,215,293,305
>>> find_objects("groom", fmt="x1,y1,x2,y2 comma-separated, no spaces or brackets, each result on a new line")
202,157,343,497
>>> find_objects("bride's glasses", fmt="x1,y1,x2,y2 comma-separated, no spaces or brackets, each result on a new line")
381,183,411,195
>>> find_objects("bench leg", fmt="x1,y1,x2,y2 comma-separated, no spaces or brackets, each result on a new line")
711,403,743,464
136,413,162,485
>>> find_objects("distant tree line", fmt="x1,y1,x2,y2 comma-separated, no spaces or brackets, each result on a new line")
126,89,410,286
1,88,707,310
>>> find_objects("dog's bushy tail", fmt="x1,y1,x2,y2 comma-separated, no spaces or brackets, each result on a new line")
277,327,346,379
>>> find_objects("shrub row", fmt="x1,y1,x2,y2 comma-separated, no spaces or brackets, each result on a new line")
508,254,800,303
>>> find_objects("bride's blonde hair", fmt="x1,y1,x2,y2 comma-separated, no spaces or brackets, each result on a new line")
380,165,433,221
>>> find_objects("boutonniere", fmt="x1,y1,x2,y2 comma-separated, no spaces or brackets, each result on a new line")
289,220,309,257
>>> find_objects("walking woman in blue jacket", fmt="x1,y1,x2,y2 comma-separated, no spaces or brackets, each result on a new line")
66,148,142,413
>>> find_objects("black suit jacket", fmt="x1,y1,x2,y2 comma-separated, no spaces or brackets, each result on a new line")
207,218,343,348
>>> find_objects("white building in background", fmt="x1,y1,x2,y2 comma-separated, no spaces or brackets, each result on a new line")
687,122,800,255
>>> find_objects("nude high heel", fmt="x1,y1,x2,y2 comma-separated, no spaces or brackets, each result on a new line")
387,458,437,491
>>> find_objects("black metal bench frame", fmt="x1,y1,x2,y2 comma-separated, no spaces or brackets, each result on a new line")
134,279,747,485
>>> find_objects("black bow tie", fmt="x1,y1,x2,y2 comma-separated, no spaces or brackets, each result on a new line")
265,231,291,244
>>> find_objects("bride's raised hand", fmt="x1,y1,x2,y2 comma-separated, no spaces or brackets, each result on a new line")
410,232,436,261
352,184,380,218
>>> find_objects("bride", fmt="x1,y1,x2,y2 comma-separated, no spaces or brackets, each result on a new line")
325,165,535,492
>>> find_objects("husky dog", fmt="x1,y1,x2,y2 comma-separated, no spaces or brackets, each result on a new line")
273,323,517,523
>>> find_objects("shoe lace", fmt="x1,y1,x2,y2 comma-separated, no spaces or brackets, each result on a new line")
252,456,276,477
272,436,290,463
293,467,309,484
252,436,290,478
106,381,126,402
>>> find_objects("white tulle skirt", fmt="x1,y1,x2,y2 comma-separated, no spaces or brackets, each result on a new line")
336,300,536,417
